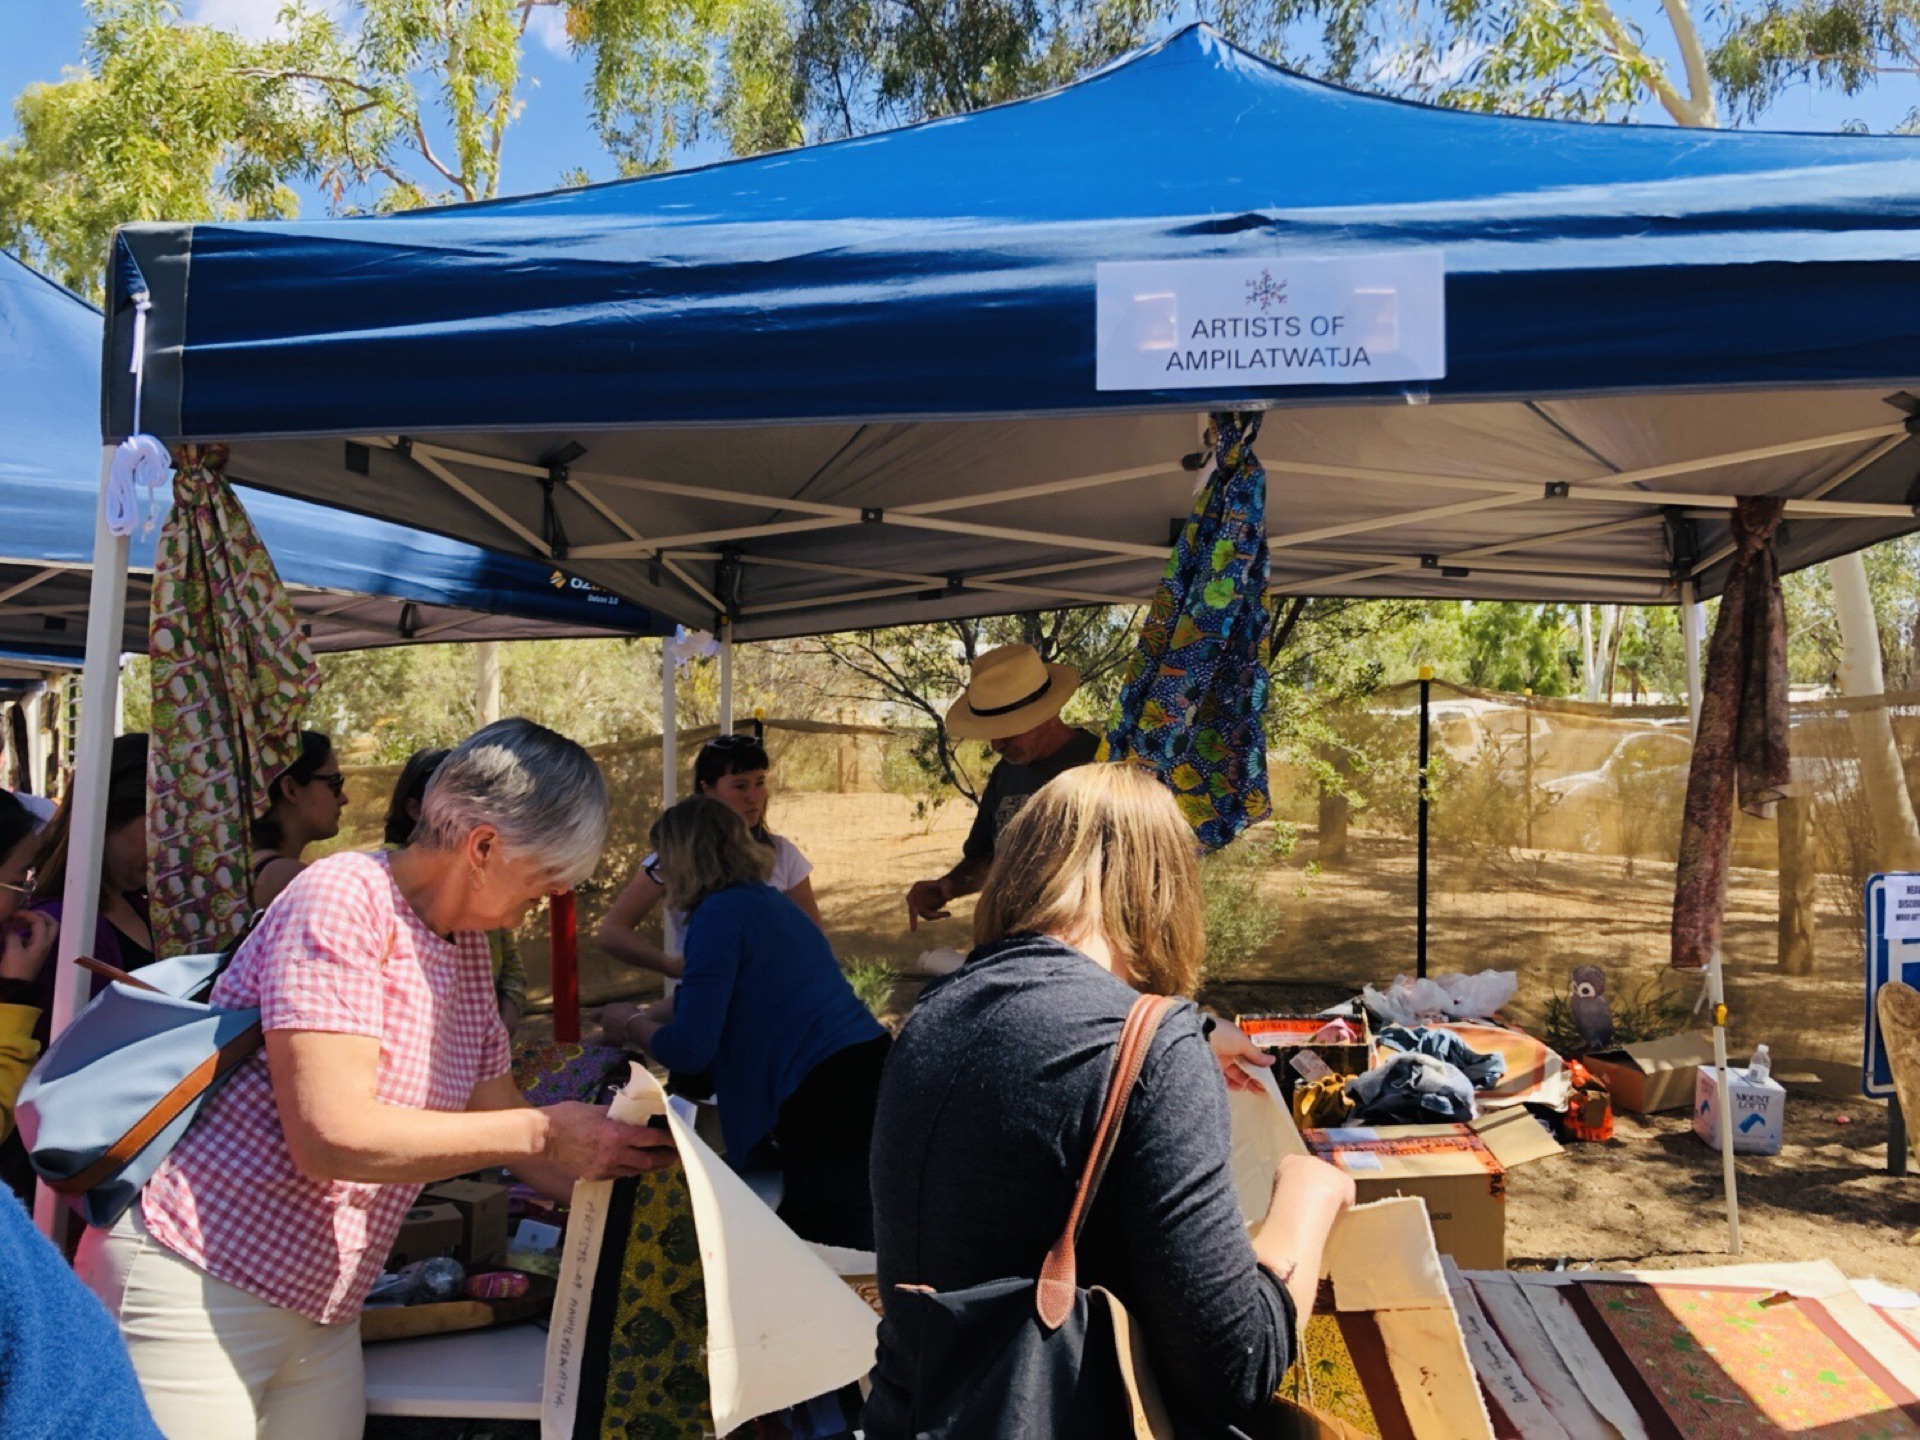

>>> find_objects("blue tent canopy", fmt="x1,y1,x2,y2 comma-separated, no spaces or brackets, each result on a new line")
1,251,665,656
100,25,1920,637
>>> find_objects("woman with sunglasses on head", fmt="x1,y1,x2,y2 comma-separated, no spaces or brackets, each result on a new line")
250,730,348,911
596,729,821,989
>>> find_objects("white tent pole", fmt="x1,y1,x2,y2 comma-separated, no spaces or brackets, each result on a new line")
1680,578,1741,1256
35,447,129,1242
719,628,734,737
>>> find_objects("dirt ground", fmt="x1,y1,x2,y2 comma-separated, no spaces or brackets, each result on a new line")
544,789,1920,1289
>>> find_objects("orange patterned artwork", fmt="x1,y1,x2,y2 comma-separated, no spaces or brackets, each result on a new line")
1577,1283,1920,1439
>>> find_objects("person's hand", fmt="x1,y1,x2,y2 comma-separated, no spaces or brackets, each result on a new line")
1274,1152,1357,1218
1205,1017,1275,1095
0,911,57,984
541,1101,678,1180
906,878,953,930
597,1002,644,1051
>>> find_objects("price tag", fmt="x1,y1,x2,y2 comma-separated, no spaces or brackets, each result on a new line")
1291,1050,1334,1082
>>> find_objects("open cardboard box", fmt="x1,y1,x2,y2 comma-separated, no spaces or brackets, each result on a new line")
1583,1031,1716,1114
1302,1109,1562,1270
1234,1011,1375,1099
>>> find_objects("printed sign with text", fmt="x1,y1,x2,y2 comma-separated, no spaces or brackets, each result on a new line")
1095,252,1446,391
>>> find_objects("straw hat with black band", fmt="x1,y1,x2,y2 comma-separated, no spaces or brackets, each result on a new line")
945,645,1081,742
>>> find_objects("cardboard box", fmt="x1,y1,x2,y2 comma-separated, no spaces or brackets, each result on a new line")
425,1179,510,1266
1303,1108,1561,1269
1583,1032,1715,1114
1235,1012,1375,1098
1693,1065,1785,1156
389,1202,464,1267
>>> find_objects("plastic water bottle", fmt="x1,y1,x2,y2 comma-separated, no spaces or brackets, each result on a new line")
1747,1044,1771,1085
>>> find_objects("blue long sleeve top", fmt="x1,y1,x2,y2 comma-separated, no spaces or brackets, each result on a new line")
649,883,886,1159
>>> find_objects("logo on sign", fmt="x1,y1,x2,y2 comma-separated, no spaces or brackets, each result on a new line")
1245,268,1288,314
549,570,622,607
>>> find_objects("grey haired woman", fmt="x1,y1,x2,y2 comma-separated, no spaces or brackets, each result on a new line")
78,718,673,1440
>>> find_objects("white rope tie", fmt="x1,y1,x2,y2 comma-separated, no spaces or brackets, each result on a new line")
106,434,171,539
107,292,170,540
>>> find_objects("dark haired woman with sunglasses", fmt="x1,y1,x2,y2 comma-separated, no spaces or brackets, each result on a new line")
597,731,822,1040
250,730,349,911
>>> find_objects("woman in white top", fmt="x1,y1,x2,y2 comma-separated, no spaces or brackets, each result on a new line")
596,730,822,988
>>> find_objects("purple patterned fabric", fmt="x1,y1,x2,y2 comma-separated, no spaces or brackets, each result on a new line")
1671,497,1790,971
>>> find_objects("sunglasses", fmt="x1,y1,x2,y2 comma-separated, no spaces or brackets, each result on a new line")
311,772,347,797
701,733,764,753
0,869,34,902
643,856,663,884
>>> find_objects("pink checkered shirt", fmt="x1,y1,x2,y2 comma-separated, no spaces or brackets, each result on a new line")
141,850,512,1324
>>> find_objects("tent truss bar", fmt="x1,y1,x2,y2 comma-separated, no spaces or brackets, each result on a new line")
406,446,552,557
361,437,725,614
0,568,62,607
567,479,724,614
368,437,1178,567
1286,547,1672,582
889,461,1181,516
1266,423,1906,499
1688,433,1907,578
362,424,1911,613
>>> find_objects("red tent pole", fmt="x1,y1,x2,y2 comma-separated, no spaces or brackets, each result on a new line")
550,890,580,1043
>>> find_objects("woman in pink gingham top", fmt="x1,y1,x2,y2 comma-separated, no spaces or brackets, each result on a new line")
78,720,675,1440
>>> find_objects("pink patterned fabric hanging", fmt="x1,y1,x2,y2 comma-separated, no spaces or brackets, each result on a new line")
147,444,321,958
1671,496,1790,971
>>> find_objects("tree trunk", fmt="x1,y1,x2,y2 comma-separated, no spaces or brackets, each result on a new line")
1318,785,1349,865
474,640,502,726
1580,605,1598,700
1602,605,1626,701
1830,552,1920,869
1776,794,1817,975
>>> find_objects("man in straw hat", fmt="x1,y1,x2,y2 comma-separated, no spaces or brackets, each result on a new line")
905,644,1100,929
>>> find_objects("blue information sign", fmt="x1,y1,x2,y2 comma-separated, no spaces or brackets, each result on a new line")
1863,873,1920,1098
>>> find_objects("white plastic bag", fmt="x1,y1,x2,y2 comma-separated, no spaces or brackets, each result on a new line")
1436,970,1518,1020
1361,976,1457,1026
1361,970,1517,1025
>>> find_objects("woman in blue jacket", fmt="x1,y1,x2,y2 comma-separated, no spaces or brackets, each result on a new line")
621,796,888,1248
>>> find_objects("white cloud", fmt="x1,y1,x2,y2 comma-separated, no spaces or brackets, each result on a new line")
526,5,574,57
184,0,350,41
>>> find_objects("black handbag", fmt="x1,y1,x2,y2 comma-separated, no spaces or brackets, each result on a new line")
898,993,1183,1439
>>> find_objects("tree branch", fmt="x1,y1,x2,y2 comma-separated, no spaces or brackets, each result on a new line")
1586,0,1715,126
1269,595,1310,656
1657,0,1721,127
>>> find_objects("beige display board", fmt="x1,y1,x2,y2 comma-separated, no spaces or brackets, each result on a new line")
542,1065,879,1439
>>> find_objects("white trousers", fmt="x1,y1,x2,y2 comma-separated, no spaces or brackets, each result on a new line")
75,1205,364,1440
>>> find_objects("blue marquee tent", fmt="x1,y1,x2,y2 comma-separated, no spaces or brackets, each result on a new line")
97,26,1920,639
1,251,664,657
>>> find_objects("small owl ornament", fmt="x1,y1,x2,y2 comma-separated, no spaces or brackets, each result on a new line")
1568,965,1614,1052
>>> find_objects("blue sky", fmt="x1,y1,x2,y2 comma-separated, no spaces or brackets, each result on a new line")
3,0,1917,214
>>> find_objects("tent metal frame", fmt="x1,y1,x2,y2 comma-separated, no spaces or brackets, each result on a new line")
350,427,1914,625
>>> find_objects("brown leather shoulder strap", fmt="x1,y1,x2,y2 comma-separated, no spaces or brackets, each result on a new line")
1035,992,1179,1329
51,1021,264,1197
